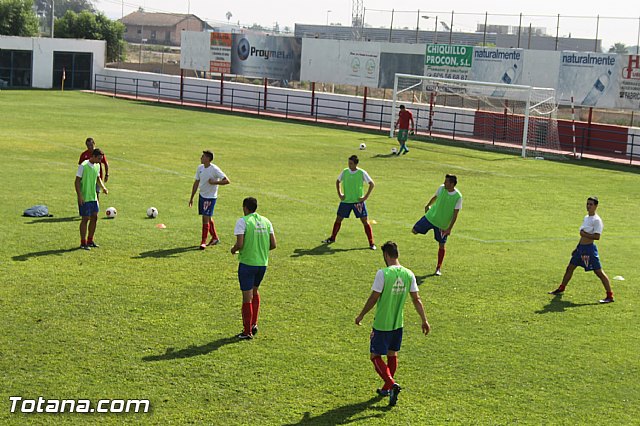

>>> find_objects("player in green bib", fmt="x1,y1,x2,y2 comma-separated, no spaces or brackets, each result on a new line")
322,155,377,249
356,241,430,406
75,148,108,250
412,174,462,276
231,197,277,339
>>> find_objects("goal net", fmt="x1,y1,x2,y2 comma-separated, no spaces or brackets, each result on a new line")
391,74,561,158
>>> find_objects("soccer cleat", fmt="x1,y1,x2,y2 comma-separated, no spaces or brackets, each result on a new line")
199,243,207,250
376,388,391,397
236,332,253,340
388,383,401,406
80,244,91,251
402,150,409,155
322,238,335,244
370,244,377,250
435,268,442,276
599,297,615,304
548,288,564,295
251,325,258,336
207,239,220,246
88,241,99,248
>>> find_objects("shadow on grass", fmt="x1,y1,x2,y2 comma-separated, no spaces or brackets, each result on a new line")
133,246,200,259
25,216,78,224
372,153,399,159
415,273,438,285
284,396,389,425
535,294,600,314
12,246,81,261
291,244,371,257
142,336,240,361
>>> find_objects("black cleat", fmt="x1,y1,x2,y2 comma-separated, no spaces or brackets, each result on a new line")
389,383,401,406
236,332,253,340
88,241,99,248
251,325,258,336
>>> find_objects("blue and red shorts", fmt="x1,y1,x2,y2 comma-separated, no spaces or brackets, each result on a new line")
238,263,267,291
337,201,368,219
78,201,99,217
370,328,403,355
569,243,602,271
413,216,448,244
198,195,217,217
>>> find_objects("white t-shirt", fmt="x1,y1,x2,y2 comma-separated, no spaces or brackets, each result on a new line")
580,214,603,234
195,164,226,199
435,185,463,210
234,217,275,235
371,266,419,293
337,168,373,184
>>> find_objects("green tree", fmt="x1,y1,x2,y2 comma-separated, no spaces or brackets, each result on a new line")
608,42,629,54
54,10,125,62
34,0,95,19
0,0,39,36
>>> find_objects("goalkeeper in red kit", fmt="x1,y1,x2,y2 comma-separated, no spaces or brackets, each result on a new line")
394,105,414,155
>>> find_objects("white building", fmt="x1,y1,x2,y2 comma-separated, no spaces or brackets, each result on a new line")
0,36,105,89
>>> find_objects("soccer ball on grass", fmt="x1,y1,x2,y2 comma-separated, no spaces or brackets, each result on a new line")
105,207,117,218
391,147,398,154
359,143,366,150
146,207,158,218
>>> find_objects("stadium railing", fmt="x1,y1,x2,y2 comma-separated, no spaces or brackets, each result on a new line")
94,73,639,165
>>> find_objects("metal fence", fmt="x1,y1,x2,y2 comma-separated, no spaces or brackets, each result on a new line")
94,73,639,165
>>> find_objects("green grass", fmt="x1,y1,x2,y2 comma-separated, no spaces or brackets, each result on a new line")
1,91,639,424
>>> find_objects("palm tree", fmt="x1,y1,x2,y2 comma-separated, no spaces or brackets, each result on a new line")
608,42,629,54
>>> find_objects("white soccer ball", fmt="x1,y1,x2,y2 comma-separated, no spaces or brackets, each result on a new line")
105,207,117,218
146,207,158,218
391,147,398,154
359,143,367,150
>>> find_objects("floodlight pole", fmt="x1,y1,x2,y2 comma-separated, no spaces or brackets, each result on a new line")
50,0,55,37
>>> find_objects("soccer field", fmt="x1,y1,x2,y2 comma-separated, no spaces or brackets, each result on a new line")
1,91,639,424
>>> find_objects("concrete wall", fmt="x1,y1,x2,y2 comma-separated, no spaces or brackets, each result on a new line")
0,36,106,89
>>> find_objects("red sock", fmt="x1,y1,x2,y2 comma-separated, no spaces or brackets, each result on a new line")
387,355,398,378
81,239,86,245
87,237,93,244
363,222,374,245
201,223,208,244
251,293,260,327
209,219,218,240
371,356,395,390
437,247,446,268
241,302,253,335
330,221,341,240
558,284,567,291
607,291,614,298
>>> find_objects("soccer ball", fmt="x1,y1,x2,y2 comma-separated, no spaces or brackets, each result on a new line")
146,207,158,218
105,207,117,218
359,143,366,150
391,147,398,154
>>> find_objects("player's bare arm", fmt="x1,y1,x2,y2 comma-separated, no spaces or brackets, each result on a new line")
580,230,601,241
424,195,437,212
98,177,108,195
208,176,230,185
269,234,277,250
75,177,84,205
230,234,245,255
410,292,431,335
355,291,381,325
188,180,199,206
442,209,460,236
336,180,344,200
359,181,375,202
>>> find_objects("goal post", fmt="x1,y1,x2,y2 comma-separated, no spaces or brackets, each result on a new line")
391,73,561,158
